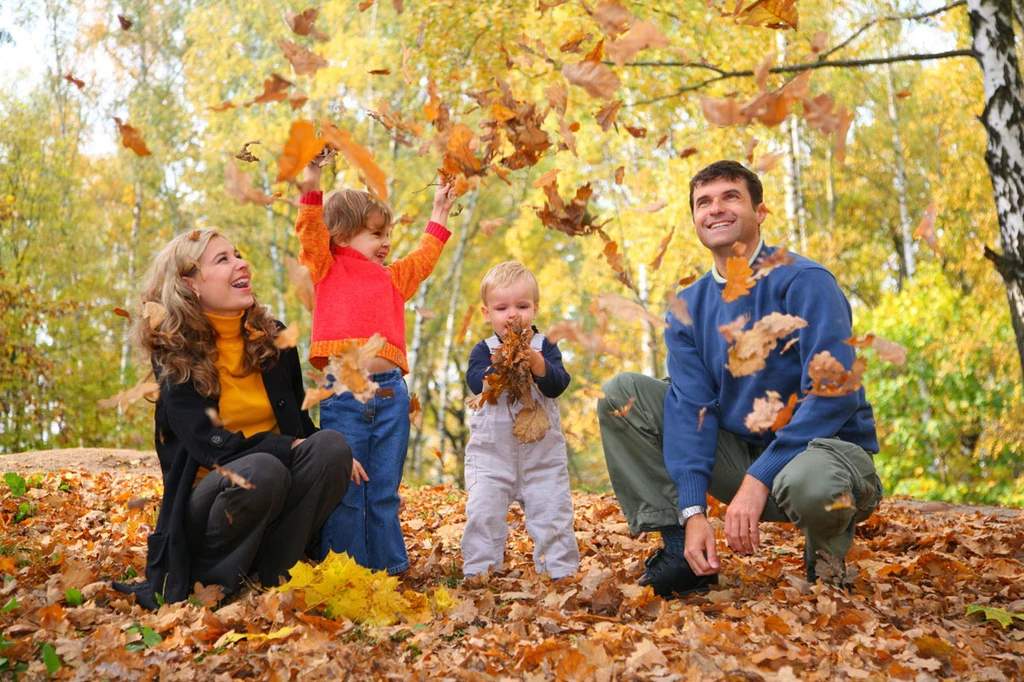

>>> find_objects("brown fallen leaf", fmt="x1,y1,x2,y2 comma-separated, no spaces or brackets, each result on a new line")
113,307,133,322
722,256,755,302
235,140,261,163
278,39,329,77
97,377,161,410
753,247,795,279
648,227,675,270
209,100,236,112
606,19,670,67
213,465,256,489
595,292,667,329
634,199,667,214
665,293,692,326
513,405,551,444
562,60,621,100
320,120,389,201
248,74,293,106
368,69,391,75
845,334,907,366
735,0,799,30
721,312,807,377
225,158,281,207
824,492,854,512
409,393,423,429
113,117,152,157
285,7,329,42
807,351,867,397
117,14,132,30
914,202,941,255
143,301,167,329
273,325,301,350
456,305,475,345
65,73,85,89
192,582,226,608
479,218,506,237
275,120,324,183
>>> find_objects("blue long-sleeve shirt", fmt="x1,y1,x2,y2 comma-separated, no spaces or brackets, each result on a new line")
466,328,571,399
665,244,879,510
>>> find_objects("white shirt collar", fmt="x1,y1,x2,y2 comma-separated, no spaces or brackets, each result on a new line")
711,238,765,284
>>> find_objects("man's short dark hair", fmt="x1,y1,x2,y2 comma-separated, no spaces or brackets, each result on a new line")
688,160,764,214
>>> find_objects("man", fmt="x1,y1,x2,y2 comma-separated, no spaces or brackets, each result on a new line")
597,160,882,597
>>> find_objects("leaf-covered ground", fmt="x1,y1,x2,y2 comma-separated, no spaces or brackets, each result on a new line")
1,468,1022,680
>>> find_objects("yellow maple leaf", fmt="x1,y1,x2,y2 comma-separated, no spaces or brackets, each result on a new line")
735,0,799,30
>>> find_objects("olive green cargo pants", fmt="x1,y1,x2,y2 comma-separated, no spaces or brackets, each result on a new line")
596,373,883,564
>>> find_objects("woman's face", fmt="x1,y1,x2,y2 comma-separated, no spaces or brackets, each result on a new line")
186,235,254,316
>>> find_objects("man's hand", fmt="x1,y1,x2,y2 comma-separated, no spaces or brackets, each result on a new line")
430,178,457,225
684,514,720,576
724,474,770,555
526,347,547,377
350,459,370,485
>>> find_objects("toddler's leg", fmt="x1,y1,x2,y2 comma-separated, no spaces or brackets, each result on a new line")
461,427,515,577
319,393,372,566
364,372,412,574
520,429,579,579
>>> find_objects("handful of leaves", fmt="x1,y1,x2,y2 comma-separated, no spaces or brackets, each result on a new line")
473,318,551,444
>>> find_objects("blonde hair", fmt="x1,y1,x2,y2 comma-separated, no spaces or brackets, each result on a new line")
131,228,280,399
323,188,395,246
480,261,540,305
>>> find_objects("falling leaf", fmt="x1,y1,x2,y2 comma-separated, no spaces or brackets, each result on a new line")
248,74,293,106
754,52,776,92
208,100,236,112
896,90,912,99
697,406,707,430
595,100,622,131
559,31,589,53
722,256,755,302
648,227,675,270
143,301,167,329
845,334,907,366
112,117,152,157
634,199,667,214
285,7,329,41
592,0,632,39
772,393,798,431
213,464,255,490
368,69,391,75
321,120,389,201
479,218,506,237
602,240,624,273
545,321,620,355
64,73,85,89
301,387,335,410
721,312,807,377
235,141,261,163
679,146,698,158
456,305,475,345
409,393,423,429
117,14,132,30
700,96,748,127
97,377,160,410
205,408,223,427
533,168,561,189
289,89,309,110
823,492,854,512
754,152,783,172
606,19,670,67
735,0,799,30
562,60,621,100
318,335,387,403
274,325,301,350
744,137,760,162
807,351,867,397
113,307,132,322
225,158,281,207
275,120,324,183
595,292,667,329
613,166,625,184
914,202,941,255
610,396,637,417
752,247,795,279
665,293,692,326
278,39,329,77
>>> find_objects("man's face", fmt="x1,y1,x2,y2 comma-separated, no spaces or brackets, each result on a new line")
691,177,767,255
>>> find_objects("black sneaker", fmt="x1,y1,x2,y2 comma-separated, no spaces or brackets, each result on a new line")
638,548,718,598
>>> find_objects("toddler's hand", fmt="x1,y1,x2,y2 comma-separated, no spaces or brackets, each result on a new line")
527,347,547,377
351,459,370,485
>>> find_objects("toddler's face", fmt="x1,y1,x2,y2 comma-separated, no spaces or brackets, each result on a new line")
482,279,538,339
340,212,392,265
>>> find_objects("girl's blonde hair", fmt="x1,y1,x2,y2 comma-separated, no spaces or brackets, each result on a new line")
480,261,540,305
323,188,395,245
131,228,280,399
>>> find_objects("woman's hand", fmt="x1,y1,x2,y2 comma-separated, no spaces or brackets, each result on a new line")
351,459,370,485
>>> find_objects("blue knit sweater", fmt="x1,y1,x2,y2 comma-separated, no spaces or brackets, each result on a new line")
665,243,879,510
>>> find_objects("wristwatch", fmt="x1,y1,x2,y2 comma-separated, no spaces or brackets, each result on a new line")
678,505,707,525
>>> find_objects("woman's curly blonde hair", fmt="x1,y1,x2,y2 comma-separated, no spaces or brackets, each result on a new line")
132,228,280,399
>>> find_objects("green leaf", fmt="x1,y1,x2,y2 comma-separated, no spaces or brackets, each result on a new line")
0,597,18,614
966,603,1024,629
65,589,83,607
141,627,162,648
40,642,61,674
3,473,26,497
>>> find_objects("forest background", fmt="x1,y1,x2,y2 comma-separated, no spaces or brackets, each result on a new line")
1,0,1022,507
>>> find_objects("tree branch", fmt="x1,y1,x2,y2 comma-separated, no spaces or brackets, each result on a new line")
820,1,967,61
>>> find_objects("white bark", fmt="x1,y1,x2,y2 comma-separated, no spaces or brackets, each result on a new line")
884,46,916,285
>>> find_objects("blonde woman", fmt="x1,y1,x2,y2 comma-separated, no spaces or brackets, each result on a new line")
113,228,352,609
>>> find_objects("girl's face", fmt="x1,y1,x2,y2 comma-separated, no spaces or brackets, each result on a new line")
340,212,392,265
186,235,255,316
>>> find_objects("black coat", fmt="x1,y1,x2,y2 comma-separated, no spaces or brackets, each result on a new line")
121,341,317,608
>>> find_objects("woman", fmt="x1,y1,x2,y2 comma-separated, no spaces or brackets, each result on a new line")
114,228,352,609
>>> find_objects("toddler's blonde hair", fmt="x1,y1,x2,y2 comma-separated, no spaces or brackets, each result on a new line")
323,188,395,245
480,261,540,305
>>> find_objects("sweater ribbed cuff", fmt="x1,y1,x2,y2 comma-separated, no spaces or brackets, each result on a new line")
425,221,452,243
300,191,323,205
746,451,787,490
676,475,710,510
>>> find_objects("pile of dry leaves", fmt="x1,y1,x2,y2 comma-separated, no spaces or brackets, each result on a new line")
1,468,1022,680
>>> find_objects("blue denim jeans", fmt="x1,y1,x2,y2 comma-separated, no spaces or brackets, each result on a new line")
319,369,411,574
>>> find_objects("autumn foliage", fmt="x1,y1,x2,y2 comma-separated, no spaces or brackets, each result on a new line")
0,469,1022,678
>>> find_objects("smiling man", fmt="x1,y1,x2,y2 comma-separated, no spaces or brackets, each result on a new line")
597,160,883,598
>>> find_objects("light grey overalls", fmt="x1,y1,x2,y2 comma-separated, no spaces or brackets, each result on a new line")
461,333,580,579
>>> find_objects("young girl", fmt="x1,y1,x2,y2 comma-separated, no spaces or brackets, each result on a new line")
113,228,352,609
296,161,456,574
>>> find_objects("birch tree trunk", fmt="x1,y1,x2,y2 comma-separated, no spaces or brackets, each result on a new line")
884,46,916,287
967,0,1024,377
776,33,806,251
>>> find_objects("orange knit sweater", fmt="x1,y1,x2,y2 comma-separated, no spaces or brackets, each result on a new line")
295,191,451,373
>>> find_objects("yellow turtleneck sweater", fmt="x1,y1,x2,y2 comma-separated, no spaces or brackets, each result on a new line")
196,312,279,483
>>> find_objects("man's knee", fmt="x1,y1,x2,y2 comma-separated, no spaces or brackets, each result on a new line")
597,372,643,420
